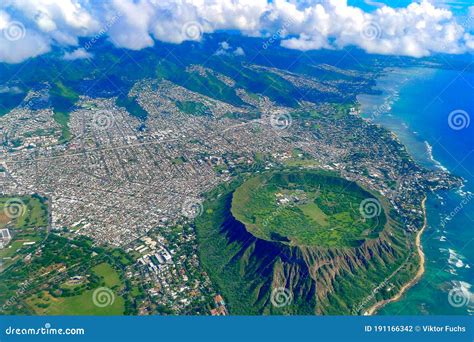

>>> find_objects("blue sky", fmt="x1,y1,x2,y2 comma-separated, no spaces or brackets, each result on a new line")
350,0,473,12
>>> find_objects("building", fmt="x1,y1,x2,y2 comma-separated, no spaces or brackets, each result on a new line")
0,228,12,249
210,294,228,316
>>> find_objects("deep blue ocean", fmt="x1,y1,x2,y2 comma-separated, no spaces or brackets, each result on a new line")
357,66,474,315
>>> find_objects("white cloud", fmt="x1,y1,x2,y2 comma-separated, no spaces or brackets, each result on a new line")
107,0,155,50
0,0,473,63
215,41,245,56
276,0,473,57
219,41,231,50
4,0,100,44
62,47,92,60
233,46,245,56
0,10,51,63
0,85,22,94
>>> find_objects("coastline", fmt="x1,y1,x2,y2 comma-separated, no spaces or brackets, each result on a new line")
366,196,427,315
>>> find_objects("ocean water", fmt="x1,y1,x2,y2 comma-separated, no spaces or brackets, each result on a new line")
357,66,474,315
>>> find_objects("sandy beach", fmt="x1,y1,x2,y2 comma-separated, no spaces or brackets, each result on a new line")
366,196,427,315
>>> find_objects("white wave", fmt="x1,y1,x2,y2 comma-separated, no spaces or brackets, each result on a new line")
449,268,458,275
448,248,469,269
456,184,472,198
424,141,448,171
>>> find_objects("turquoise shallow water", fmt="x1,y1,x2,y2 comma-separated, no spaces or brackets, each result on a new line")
357,66,474,315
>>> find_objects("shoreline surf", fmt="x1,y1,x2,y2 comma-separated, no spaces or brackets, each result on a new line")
366,196,427,315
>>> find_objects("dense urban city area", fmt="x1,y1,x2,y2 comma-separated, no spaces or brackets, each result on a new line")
0,40,464,315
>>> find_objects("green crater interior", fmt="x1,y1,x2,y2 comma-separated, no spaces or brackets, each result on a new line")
231,171,387,248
